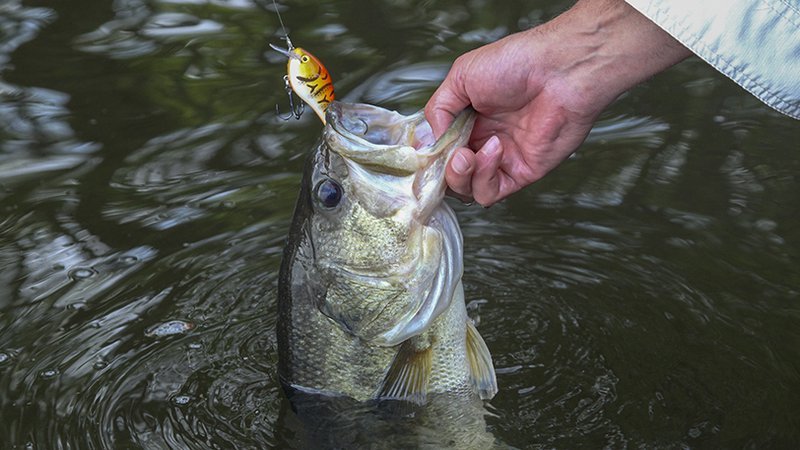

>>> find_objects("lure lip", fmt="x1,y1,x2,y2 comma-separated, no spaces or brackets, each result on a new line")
270,42,301,60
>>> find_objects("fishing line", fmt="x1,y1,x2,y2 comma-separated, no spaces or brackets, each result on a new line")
269,0,304,119
271,0,292,47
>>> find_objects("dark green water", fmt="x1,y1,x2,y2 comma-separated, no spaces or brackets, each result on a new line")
1,0,799,448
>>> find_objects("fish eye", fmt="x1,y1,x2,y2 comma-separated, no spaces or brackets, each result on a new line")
301,55,310,63
315,179,343,208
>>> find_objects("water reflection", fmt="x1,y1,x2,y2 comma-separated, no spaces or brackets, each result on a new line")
75,0,256,59
346,62,450,108
0,1,99,195
280,391,497,449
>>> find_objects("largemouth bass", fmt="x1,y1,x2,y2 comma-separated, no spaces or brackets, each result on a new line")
277,101,497,405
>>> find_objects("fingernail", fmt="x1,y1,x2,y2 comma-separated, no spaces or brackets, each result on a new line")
482,136,500,156
452,153,470,174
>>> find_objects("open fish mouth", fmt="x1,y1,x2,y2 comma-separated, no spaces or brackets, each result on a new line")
327,102,434,144
324,101,475,221
324,101,475,165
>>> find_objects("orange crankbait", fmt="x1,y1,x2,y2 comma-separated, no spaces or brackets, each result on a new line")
270,36,335,124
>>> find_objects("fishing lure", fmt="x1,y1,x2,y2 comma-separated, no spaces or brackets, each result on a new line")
270,36,335,124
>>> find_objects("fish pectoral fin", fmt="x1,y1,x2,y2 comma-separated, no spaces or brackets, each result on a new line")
466,320,498,400
377,340,432,405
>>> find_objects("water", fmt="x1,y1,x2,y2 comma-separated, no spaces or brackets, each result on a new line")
1,0,799,448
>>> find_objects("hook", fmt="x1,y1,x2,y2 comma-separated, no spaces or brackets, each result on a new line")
276,75,304,120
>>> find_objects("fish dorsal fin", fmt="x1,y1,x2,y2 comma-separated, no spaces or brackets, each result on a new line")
466,320,498,400
377,339,432,405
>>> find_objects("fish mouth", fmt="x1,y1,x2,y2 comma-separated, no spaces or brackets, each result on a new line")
324,101,475,218
326,102,434,147
325,102,433,175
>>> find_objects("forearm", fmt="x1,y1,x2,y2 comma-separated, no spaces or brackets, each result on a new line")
530,0,692,114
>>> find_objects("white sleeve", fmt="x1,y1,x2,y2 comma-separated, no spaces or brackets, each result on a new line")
625,0,800,119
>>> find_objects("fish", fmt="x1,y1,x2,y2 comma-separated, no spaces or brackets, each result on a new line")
277,101,497,406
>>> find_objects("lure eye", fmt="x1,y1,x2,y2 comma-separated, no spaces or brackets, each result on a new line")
315,179,343,208
301,55,310,63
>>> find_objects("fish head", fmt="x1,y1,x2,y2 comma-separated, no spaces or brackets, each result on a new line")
299,102,475,346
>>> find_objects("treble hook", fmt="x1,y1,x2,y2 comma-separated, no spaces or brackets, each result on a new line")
276,74,305,120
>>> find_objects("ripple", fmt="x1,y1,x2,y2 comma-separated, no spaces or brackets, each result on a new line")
0,1,56,71
346,62,449,108
68,267,97,280
0,220,284,447
140,14,225,39
171,394,192,405
457,195,794,447
459,26,508,44
145,320,195,338
38,368,60,380
0,84,99,192
118,255,140,266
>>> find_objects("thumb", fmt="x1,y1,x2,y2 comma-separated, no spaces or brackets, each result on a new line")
425,67,471,138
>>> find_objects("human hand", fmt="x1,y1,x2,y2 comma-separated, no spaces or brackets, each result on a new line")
425,0,691,206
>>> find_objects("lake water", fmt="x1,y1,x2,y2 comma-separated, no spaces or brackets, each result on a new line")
1,0,799,448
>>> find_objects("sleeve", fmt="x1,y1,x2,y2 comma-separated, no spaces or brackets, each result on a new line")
625,0,800,119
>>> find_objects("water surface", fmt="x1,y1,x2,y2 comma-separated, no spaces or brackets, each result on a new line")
1,0,799,448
